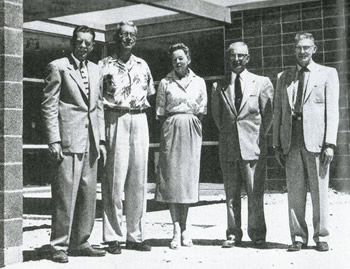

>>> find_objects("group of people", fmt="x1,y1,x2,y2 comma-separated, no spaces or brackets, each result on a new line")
40,20,339,264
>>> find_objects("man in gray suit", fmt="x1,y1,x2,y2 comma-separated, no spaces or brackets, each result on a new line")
273,32,339,252
212,42,274,248
41,25,107,263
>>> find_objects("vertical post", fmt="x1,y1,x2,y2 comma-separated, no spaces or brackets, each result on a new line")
0,0,23,266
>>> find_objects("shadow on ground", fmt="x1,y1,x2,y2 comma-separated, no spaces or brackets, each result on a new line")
23,197,226,216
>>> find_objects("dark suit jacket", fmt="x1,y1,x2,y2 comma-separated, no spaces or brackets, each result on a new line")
41,55,105,155
211,71,274,161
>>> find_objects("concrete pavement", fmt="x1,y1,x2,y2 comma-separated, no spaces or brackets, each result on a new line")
6,185,350,269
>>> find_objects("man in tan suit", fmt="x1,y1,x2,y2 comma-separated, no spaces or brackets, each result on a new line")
212,42,273,248
273,32,339,252
41,25,106,263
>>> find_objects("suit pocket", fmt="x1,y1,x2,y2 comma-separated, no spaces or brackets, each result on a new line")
311,83,325,103
60,122,72,148
248,95,259,114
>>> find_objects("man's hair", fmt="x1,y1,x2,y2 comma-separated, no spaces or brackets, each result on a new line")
295,32,315,43
168,43,191,60
226,41,249,54
71,25,95,45
113,21,138,43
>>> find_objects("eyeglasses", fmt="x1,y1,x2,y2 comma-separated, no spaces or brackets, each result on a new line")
295,45,314,52
119,32,137,39
229,53,248,60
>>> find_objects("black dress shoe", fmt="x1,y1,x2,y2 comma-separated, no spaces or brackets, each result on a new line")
107,241,122,254
69,246,106,257
287,241,307,252
316,242,329,252
125,241,151,251
51,250,68,263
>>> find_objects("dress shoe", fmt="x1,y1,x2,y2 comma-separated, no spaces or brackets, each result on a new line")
316,242,329,252
287,241,307,252
69,246,106,257
125,241,151,251
51,250,68,263
107,241,122,254
254,239,267,249
222,235,241,248
181,231,193,247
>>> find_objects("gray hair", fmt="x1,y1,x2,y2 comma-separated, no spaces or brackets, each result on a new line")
226,41,249,53
113,21,138,43
295,32,315,43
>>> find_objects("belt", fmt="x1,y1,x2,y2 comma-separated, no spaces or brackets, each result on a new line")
107,107,148,114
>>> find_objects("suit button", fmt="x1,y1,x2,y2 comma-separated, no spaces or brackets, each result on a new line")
85,124,89,128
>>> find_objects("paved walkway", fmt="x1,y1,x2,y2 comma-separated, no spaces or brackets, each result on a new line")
6,185,350,269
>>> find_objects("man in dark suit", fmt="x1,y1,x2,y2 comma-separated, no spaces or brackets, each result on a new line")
211,42,274,248
273,32,339,252
41,25,107,263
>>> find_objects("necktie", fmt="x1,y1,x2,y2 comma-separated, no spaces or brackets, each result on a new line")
80,61,89,96
235,74,242,112
294,67,307,114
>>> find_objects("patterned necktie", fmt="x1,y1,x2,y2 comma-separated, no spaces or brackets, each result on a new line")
235,73,242,112
80,61,89,96
294,67,307,114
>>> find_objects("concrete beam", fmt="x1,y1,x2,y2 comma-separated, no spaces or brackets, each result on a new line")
23,0,133,22
128,0,231,23
228,0,319,11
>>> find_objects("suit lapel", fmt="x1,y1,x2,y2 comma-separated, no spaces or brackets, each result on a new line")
221,75,237,115
87,61,97,108
285,67,296,108
239,72,253,113
303,64,319,103
67,56,89,101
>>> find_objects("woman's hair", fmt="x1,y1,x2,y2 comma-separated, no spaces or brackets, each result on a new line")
168,43,191,60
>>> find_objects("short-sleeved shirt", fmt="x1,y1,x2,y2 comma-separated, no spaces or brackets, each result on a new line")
99,54,155,109
156,69,207,117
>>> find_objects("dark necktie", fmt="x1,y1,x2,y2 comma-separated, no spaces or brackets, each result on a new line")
294,67,307,114
80,61,89,96
235,74,242,112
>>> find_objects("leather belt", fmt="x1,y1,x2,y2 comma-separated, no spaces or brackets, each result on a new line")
107,107,148,114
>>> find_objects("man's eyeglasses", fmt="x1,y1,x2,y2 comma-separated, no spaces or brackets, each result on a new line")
119,32,137,39
295,45,314,52
229,53,248,60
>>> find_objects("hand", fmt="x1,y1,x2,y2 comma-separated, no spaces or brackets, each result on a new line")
321,147,334,166
274,147,285,168
99,144,107,167
48,142,64,163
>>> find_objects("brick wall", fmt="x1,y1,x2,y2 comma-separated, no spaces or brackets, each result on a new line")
225,0,349,190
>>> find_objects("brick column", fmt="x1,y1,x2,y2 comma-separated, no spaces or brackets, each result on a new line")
0,0,23,266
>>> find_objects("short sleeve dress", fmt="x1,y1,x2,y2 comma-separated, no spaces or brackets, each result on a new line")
155,69,207,203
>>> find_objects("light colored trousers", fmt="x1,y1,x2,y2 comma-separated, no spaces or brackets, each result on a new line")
102,111,149,243
286,120,330,244
220,157,267,242
50,144,98,251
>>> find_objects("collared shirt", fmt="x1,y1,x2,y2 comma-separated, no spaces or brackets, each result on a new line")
230,69,248,95
71,53,89,80
99,54,155,109
156,69,207,116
